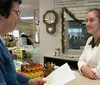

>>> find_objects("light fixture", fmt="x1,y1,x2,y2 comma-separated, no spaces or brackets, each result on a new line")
20,16,34,20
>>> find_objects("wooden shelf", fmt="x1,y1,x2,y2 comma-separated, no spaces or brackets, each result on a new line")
44,55,79,70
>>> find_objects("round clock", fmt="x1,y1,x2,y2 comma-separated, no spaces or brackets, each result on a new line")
43,10,58,34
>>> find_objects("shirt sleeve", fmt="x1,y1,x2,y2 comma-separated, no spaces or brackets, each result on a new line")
0,66,6,85
91,62,100,79
17,73,30,85
0,52,6,85
77,37,92,74
91,48,100,79
77,48,87,74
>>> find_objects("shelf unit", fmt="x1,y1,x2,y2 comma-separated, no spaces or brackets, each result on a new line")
44,55,79,70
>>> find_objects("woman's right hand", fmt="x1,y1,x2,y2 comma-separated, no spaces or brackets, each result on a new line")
81,65,97,80
28,77,46,85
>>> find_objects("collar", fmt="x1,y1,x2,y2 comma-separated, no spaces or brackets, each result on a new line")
89,37,100,48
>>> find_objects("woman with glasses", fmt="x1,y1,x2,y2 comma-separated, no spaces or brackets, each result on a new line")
0,0,46,85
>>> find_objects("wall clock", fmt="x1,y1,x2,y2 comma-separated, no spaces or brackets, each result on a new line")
43,10,58,34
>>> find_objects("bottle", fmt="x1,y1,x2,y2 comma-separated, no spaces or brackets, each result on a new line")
55,48,60,56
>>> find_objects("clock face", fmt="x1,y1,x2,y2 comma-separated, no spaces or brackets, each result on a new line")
43,10,58,34
44,12,56,24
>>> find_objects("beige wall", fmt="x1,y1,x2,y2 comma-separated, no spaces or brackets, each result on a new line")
39,0,61,63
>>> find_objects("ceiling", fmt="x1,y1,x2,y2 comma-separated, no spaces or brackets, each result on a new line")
20,0,39,18
17,0,39,32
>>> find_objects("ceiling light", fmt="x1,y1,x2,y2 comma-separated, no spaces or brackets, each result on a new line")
20,16,34,20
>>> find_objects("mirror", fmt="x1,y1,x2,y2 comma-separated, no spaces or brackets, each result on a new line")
2,19,40,47
61,7,90,54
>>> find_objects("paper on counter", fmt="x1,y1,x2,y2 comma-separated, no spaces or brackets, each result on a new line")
44,63,76,85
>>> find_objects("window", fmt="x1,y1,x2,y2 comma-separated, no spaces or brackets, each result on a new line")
64,20,91,56
61,8,91,55
67,20,90,50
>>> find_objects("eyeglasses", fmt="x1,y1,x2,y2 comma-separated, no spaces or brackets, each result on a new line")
11,10,20,16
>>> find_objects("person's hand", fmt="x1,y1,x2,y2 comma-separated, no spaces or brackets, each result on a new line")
81,65,97,80
28,77,46,85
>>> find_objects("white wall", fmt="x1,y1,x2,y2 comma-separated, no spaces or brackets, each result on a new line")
39,0,61,63
39,0,100,63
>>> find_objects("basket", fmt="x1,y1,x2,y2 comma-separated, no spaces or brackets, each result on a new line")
43,68,54,77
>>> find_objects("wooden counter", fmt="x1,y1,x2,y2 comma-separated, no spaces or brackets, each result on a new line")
66,71,100,85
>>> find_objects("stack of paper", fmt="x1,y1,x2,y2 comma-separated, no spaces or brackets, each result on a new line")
44,63,76,85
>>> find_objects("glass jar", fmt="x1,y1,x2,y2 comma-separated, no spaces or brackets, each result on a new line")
55,48,60,56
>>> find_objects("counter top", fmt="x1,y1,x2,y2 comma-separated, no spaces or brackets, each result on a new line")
66,71,100,85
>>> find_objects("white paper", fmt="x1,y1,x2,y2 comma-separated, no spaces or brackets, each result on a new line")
44,63,76,85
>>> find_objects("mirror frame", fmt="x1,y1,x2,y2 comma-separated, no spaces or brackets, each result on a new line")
61,7,85,54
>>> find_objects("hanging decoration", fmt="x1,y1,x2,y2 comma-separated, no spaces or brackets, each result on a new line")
61,8,65,54
61,7,84,54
